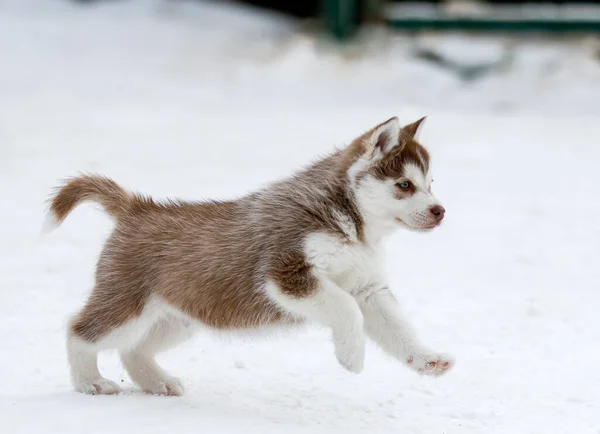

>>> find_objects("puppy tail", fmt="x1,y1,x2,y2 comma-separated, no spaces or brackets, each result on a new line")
44,174,137,232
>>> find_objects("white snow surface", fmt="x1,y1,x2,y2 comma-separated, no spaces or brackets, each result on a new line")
1,1,599,433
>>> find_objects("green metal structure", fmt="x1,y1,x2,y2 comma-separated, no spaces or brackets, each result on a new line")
322,0,361,39
322,1,600,39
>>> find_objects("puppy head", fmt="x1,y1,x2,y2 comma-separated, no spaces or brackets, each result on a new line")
348,117,444,233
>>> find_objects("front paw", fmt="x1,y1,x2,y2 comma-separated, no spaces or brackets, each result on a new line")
406,349,454,376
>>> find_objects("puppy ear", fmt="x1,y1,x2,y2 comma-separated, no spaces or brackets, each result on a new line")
367,117,401,159
401,116,427,141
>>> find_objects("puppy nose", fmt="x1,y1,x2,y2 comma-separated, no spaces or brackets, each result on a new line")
430,205,445,220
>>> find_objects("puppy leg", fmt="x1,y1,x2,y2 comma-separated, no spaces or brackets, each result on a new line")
67,333,121,395
121,316,194,396
68,294,163,394
359,287,454,376
267,277,365,373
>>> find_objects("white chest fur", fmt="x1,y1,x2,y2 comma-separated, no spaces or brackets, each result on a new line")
303,231,385,297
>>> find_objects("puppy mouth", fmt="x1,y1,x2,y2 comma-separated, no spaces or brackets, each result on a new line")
395,218,440,231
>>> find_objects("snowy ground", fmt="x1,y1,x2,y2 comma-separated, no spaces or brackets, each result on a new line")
1,1,600,433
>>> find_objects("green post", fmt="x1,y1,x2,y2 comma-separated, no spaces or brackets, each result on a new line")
322,0,360,40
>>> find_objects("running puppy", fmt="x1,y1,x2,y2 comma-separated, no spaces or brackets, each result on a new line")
46,116,454,396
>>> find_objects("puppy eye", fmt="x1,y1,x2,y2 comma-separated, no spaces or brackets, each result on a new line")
397,181,411,189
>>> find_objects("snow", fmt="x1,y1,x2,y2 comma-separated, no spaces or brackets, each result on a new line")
1,0,599,433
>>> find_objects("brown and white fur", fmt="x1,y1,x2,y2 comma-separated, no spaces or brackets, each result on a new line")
45,116,453,396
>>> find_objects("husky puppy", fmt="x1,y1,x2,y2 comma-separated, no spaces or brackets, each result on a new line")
46,116,453,396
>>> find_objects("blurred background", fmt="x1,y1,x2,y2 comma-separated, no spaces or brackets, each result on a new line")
1,1,599,433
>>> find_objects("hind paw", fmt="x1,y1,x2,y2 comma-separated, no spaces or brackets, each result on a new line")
75,378,121,395
143,377,184,396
